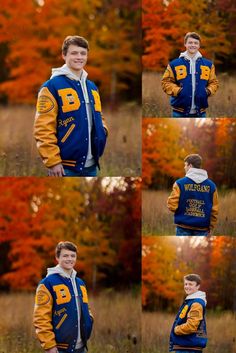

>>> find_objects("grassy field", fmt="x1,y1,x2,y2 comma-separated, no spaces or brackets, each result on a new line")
0,103,141,176
0,291,141,353
142,311,236,353
142,189,236,235
142,72,236,117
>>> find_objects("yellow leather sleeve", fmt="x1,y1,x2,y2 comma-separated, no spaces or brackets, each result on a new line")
161,65,182,97
167,183,180,212
210,189,219,230
34,87,62,167
33,283,57,350
174,302,203,335
206,65,219,96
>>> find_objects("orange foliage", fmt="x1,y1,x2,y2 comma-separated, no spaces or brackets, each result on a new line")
0,177,141,291
142,118,196,188
142,236,188,309
143,0,231,71
0,0,139,103
143,118,236,189
142,236,236,311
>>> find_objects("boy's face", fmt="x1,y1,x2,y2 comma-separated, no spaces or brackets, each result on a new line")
184,279,200,295
56,249,77,273
62,44,88,74
185,37,200,56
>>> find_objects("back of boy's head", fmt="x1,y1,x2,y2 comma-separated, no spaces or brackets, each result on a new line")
184,154,202,168
184,273,201,285
55,241,78,258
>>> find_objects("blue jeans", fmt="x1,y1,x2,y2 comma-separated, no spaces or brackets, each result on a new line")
64,165,97,177
58,348,87,353
176,351,202,353
172,111,206,118
176,226,208,236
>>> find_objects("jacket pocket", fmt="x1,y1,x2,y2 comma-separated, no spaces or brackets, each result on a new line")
170,87,189,110
55,313,68,329
61,123,76,143
195,89,208,109
95,129,107,157
86,315,93,339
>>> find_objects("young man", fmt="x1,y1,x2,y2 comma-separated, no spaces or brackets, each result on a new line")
167,154,218,235
34,36,108,177
161,32,219,117
169,274,207,353
33,241,93,353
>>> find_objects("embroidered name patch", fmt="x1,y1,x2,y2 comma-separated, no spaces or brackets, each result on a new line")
37,95,54,113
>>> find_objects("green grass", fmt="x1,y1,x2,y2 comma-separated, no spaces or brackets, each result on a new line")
0,103,141,176
142,71,236,117
142,189,236,235
0,291,141,353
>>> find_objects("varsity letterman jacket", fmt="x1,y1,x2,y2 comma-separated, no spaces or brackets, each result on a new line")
162,51,219,115
167,168,218,231
169,291,207,352
34,65,108,171
33,265,93,353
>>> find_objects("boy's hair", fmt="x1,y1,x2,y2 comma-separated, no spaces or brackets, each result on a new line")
55,241,78,258
62,35,89,55
184,274,201,285
184,32,201,44
184,154,202,168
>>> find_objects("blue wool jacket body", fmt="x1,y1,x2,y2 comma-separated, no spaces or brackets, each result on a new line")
169,298,207,352
169,57,213,115
35,74,107,171
174,176,216,229
34,272,93,353
46,76,106,170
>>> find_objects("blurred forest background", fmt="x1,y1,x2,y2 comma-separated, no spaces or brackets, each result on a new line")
0,177,141,290
0,177,141,353
142,236,236,353
0,0,141,176
142,0,236,117
142,118,236,235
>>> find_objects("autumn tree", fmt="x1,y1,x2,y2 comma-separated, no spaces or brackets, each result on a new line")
142,236,236,312
143,0,232,71
0,177,141,291
142,118,196,188
0,0,140,104
142,236,189,310
143,118,236,190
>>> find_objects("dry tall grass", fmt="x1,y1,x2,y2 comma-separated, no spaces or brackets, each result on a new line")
142,72,236,117
142,189,236,236
142,311,236,353
0,103,141,176
142,190,173,235
0,291,141,353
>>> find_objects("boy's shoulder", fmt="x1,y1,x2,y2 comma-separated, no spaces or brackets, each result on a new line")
175,176,188,184
206,178,217,189
39,272,61,285
198,57,213,67
86,79,98,91
169,57,184,67
186,297,206,308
